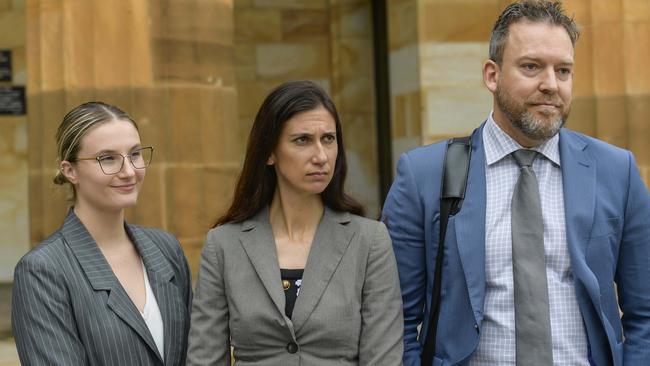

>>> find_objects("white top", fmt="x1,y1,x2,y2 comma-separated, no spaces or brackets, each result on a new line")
140,261,165,359
468,114,588,365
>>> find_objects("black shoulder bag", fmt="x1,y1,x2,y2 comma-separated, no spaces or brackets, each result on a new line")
420,136,472,365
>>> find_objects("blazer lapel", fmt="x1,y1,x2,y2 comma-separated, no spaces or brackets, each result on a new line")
128,224,178,364
453,126,487,325
559,129,595,260
291,207,354,333
558,130,603,300
61,210,162,363
239,208,287,319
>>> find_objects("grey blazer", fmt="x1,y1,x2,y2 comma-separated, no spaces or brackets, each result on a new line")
187,206,404,366
11,210,192,366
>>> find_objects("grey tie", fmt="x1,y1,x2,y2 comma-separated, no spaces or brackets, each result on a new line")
511,149,553,365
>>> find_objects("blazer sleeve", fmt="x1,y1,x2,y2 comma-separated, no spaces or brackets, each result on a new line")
11,252,88,365
359,222,404,366
616,152,650,364
187,229,231,365
382,153,427,366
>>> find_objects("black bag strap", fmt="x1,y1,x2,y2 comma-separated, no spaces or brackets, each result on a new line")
421,136,471,365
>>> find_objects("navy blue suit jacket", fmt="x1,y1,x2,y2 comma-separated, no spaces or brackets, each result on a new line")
382,125,650,365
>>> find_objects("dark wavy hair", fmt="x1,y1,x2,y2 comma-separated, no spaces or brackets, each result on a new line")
214,80,364,227
490,0,580,65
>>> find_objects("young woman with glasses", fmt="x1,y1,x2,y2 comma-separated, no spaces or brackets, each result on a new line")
12,101,192,366
187,81,403,365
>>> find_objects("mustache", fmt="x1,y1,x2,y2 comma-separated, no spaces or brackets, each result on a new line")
528,95,563,106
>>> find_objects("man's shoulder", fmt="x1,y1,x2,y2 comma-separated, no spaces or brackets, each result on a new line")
398,139,449,172
561,128,630,161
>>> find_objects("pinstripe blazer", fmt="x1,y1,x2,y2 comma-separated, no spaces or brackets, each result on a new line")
11,210,192,366
187,206,404,366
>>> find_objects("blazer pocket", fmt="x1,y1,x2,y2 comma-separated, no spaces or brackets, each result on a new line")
590,216,620,238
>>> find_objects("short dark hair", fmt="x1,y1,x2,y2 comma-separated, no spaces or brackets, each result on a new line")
489,0,580,65
214,80,364,227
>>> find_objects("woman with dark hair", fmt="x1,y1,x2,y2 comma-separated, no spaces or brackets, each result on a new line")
12,102,192,365
188,80,403,365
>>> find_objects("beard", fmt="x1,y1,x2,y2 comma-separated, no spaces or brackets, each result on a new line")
495,85,570,142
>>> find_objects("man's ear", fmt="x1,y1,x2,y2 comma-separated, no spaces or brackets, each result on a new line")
60,161,78,184
483,59,500,93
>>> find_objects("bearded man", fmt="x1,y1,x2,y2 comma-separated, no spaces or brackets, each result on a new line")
382,1,650,365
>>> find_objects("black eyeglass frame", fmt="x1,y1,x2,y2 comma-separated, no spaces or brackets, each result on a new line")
75,146,154,175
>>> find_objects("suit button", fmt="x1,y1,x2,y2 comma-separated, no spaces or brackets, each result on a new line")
286,341,298,354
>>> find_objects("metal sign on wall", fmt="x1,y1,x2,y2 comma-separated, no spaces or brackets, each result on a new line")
0,50,11,82
0,86,26,115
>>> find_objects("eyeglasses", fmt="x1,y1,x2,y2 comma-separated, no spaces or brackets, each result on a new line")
76,146,154,175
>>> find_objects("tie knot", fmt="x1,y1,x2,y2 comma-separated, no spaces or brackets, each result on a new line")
512,149,538,167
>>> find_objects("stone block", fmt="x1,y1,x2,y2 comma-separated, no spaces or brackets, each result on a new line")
592,22,625,95
591,0,623,24
624,22,650,94
235,8,281,42
419,0,497,43
595,95,628,148
91,1,151,88
565,95,596,136
151,0,233,46
0,9,25,48
420,42,486,88
573,24,594,97
392,90,422,139
153,38,235,86
167,87,204,163
424,85,492,138
253,0,326,9
37,90,65,171
166,166,205,239
387,0,418,51
61,0,95,90
333,75,374,115
236,80,284,119
37,1,65,91
131,87,172,163
281,9,329,41
623,0,650,22
335,38,373,78
332,2,371,38
255,42,329,79
626,94,650,164
198,86,240,164
563,0,592,25
235,44,257,81
389,44,420,95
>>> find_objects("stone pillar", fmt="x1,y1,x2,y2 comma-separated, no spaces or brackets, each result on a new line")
26,0,238,275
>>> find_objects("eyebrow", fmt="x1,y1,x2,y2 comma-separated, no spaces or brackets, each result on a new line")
94,144,142,155
288,131,336,136
518,56,574,66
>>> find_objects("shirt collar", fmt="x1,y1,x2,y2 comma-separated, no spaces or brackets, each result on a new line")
483,112,561,167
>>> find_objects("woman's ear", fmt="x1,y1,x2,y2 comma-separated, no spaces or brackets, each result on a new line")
60,161,78,184
267,154,275,166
